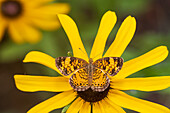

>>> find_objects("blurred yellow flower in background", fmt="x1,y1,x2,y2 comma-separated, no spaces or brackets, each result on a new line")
14,11,170,113
0,0,70,44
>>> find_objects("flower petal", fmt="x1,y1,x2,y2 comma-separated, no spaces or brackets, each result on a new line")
27,90,76,113
8,22,25,43
23,51,63,76
36,3,70,15
90,11,117,61
98,101,106,113
27,0,55,7
30,18,60,31
104,16,136,57
93,102,102,113
111,76,170,91
115,46,169,79
66,97,84,113
14,75,72,92
79,102,91,113
104,98,126,113
18,23,42,44
108,90,170,113
58,14,88,61
0,18,6,41
8,22,41,44
98,100,111,113
27,3,70,21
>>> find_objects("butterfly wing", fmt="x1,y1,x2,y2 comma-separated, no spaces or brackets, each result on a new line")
93,57,123,76
56,57,90,91
91,68,110,92
69,68,90,91
55,57,88,76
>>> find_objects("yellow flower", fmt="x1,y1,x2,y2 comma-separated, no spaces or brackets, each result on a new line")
0,0,70,43
14,11,170,113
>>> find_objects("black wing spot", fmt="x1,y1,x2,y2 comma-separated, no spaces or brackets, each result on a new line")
74,66,77,70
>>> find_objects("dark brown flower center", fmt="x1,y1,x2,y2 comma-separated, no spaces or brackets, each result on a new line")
77,85,110,102
1,0,22,18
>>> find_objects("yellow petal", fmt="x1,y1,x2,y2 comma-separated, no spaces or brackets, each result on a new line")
36,3,70,15
79,102,91,113
90,11,117,61
0,18,6,41
14,75,72,92
8,22,41,44
111,76,170,91
27,3,70,21
108,90,170,113
18,23,42,44
23,51,63,76
58,14,88,61
8,22,25,43
66,97,84,113
30,18,60,31
98,101,107,113
104,16,136,57
27,0,55,7
24,0,55,10
115,46,169,79
93,102,102,113
27,90,76,113
104,98,126,113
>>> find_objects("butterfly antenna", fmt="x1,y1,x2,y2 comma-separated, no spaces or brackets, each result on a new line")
79,48,85,54
92,52,103,60
79,48,89,59
79,48,103,60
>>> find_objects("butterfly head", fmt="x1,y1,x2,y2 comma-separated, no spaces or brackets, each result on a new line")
89,58,93,64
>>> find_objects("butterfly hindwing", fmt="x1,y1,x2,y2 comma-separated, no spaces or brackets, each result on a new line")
69,68,90,91
55,57,88,76
91,68,110,92
93,57,123,76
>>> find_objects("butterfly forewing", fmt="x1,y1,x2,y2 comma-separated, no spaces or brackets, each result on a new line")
69,68,90,91
91,68,110,92
93,57,123,76
55,57,88,76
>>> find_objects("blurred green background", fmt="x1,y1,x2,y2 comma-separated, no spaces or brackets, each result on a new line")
0,0,170,113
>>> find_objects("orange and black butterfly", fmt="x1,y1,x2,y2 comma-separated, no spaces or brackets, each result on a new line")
55,57,123,92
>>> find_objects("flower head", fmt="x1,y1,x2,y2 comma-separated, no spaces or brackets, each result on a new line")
14,11,170,113
0,0,70,43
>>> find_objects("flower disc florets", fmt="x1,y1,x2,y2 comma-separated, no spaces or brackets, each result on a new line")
1,0,22,18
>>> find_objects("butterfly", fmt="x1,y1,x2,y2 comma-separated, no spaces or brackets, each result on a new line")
55,57,123,92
